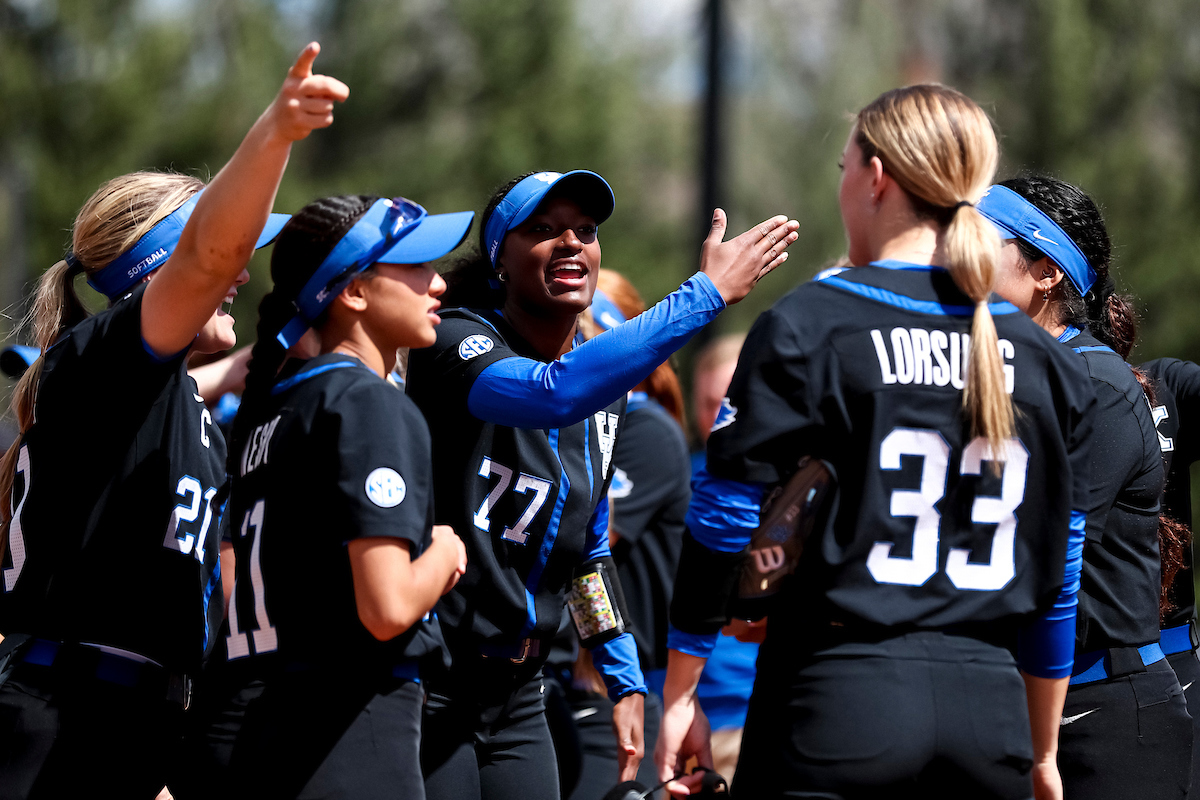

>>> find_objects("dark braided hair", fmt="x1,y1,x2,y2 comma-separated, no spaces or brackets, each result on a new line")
998,175,1139,358
228,195,378,477
441,172,538,310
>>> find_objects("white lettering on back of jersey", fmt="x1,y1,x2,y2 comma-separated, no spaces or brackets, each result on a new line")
240,415,281,477
870,328,1014,394
594,412,619,478
1152,403,1175,453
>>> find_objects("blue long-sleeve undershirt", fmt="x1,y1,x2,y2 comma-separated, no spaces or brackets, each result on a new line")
1016,510,1086,679
667,470,764,658
467,273,725,428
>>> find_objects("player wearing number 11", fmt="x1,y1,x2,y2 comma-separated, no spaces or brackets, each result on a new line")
657,85,1098,799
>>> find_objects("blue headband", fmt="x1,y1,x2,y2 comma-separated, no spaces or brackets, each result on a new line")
80,189,291,301
590,288,627,331
275,197,475,349
977,184,1098,296
484,170,615,267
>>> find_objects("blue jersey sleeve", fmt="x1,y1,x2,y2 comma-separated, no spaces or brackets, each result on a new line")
667,470,765,657
590,631,647,701
467,273,725,428
1016,510,1086,678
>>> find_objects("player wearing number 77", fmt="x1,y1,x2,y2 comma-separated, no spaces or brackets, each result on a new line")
406,169,797,800
656,85,1097,800
0,42,347,799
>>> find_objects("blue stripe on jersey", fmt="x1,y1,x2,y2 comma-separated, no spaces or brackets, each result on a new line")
201,546,221,653
271,361,366,395
1016,509,1086,678
584,498,611,561
1057,326,1082,343
667,624,718,658
686,470,764,553
870,259,940,271
583,416,594,497
626,391,651,413
522,427,570,637
818,275,1020,317
1072,344,1118,356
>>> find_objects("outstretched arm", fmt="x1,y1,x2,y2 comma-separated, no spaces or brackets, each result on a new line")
467,213,798,429
142,43,349,356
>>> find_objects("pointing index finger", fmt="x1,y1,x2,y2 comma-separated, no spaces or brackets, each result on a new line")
289,42,320,79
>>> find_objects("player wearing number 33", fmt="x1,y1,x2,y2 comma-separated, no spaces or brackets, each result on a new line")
406,170,797,799
657,85,1098,800
0,43,347,800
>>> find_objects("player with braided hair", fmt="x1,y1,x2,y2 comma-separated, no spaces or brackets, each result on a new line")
213,193,473,799
979,173,1192,799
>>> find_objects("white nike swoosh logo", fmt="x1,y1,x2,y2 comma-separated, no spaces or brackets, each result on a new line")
1031,229,1057,245
1060,709,1099,726
1183,681,1194,692
572,707,599,721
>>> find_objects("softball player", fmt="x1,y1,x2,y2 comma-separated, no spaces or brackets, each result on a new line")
214,193,472,799
979,175,1192,799
1140,357,1200,781
406,170,797,800
657,85,1097,800
0,43,346,799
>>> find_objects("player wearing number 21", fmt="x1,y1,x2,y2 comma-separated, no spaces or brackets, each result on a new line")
657,84,1097,800
0,43,348,799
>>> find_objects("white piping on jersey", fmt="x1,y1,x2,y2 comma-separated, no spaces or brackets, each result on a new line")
79,641,163,668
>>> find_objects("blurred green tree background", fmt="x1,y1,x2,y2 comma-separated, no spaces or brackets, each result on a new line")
3,0,1200,393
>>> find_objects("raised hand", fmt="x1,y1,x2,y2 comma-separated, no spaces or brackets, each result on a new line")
267,42,350,142
700,210,800,305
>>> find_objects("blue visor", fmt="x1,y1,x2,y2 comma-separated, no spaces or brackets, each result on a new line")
81,189,291,301
276,197,474,349
0,345,40,379
590,288,627,331
484,170,615,267
977,184,1097,296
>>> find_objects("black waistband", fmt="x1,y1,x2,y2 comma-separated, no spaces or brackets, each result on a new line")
15,638,191,709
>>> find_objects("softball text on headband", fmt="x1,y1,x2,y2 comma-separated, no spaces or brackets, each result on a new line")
74,189,291,301
976,184,1097,296
276,197,475,349
590,288,627,331
484,170,616,267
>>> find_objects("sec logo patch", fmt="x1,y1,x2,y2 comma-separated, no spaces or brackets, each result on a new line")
458,334,494,361
365,468,406,508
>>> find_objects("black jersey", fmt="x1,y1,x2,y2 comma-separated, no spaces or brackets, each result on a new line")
1065,331,1165,651
406,309,623,648
1141,357,1199,629
223,353,445,670
707,263,1096,631
0,284,225,674
609,395,690,671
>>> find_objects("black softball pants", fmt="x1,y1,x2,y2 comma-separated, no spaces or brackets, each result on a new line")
734,630,1036,800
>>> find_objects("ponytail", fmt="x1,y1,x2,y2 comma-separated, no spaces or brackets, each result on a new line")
943,205,1013,454
0,258,88,563
228,194,377,478
855,84,1013,454
1159,513,1190,622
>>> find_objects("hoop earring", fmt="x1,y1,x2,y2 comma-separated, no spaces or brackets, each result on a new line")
496,271,508,283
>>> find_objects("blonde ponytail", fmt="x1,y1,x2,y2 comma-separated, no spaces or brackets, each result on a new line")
855,84,1013,454
0,172,203,565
